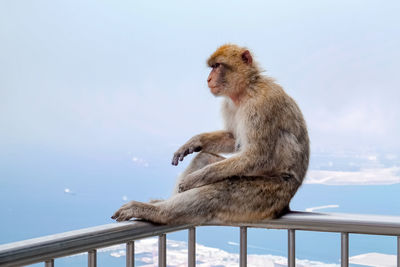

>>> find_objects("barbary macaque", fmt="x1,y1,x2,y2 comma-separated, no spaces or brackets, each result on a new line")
112,44,309,224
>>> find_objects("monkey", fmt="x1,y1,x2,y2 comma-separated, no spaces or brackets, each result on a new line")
112,44,309,224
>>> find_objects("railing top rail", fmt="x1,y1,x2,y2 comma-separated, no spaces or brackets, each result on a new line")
207,211,400,235
1,211,400,266
0,221,193,267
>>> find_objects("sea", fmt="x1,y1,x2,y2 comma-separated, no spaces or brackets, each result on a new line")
1,147,399,266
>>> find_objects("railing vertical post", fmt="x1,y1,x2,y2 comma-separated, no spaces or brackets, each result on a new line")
288,229,295,267
88,249,97,267
158,234,166,267
397,236,399,267
45,259,54,267
188,227,196,267
341,233,349,267
240,226,247,267
126,241,134,267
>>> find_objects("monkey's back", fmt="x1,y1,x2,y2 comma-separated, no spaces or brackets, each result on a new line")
239,81,310,183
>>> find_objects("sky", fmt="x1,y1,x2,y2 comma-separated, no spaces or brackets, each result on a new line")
1,0,400,158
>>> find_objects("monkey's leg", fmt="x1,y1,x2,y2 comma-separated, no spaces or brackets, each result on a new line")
112,187,213,224
144,152,224,205
157,177,299,224
173,152,225,194
181,152,225,177
112,177,299,224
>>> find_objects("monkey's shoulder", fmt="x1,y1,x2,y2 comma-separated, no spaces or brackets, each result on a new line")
245,90,294,117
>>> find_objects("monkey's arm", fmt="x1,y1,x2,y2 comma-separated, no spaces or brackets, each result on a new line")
178,150,260,192
178,111,280,192
172,130,235,165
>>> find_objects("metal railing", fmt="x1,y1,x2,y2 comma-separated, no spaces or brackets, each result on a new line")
1,211,400,267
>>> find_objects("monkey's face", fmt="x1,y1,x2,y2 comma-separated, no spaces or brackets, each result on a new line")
207,63,227,96
207,46,254,99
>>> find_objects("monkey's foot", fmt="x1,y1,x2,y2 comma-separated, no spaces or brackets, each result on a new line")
111,200,149,222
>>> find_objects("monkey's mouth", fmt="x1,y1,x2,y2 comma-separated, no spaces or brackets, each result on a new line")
209,86,222,96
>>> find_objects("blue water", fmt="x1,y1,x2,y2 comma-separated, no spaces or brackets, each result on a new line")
1,148,399,266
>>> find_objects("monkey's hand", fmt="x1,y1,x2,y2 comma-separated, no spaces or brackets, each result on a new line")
178,170,205,192
172,136,202,166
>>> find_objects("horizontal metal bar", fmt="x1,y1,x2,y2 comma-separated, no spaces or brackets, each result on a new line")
0,221,192,267
1,211,400,266
206,211,400,236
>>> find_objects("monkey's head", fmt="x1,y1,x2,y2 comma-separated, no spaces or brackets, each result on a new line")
207,44,259,101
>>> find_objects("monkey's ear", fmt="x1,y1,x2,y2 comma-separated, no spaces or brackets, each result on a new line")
241,50,253,65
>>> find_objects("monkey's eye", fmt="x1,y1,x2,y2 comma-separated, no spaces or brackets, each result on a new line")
212,63,221,69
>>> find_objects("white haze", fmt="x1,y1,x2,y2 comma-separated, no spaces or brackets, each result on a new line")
1,0,400,154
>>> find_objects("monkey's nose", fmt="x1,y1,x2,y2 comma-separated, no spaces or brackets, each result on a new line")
207,77,211,83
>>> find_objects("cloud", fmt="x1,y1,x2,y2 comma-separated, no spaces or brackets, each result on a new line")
349,253,396,267
228,241,284,254
63,188,76,195
305,205,339,212
110,250,125,258
131,157,149,167
385,154,398,160
305,167,400,185
311,106,388,137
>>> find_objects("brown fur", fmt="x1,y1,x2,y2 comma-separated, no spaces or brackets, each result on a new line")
112,44,310,224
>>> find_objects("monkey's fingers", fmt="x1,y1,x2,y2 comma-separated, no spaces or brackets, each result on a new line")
111,210,131,221
111,206,127,220
179,150,189,161
172,154,180,166
178,182,190,193
178,184,184,193
172,145,202,166
111,212,119,220
172,150,189,165
116,213,130,222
